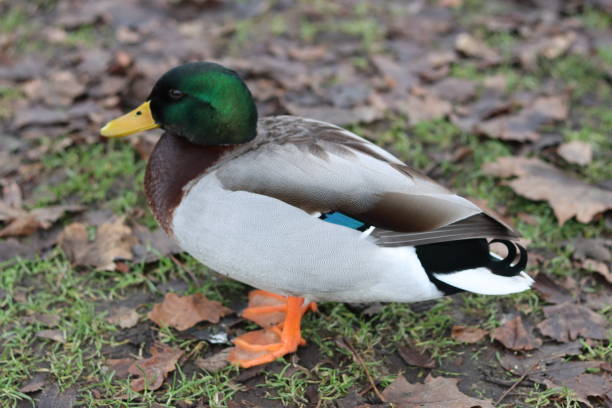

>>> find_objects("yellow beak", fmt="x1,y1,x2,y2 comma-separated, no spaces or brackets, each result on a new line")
100,101,159,138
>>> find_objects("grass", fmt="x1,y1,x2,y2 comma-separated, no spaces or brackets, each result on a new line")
2,1,611,407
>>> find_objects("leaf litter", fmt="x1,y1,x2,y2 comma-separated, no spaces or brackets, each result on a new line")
1,0,611,405
148,293,232,331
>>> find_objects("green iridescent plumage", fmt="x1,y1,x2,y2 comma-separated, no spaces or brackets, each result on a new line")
148,62,258,145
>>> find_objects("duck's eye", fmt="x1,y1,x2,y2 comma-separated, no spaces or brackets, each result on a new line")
168,89,183,100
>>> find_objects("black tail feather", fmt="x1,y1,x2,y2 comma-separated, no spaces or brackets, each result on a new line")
488,239,528,277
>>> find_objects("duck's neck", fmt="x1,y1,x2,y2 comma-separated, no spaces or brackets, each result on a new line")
144,133,234,233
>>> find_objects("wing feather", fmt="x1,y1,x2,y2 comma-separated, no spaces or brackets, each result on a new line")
215,116,518,243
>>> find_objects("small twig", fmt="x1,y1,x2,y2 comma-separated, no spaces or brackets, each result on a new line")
339,337,386,403
170,255,200,286
494,362,539,406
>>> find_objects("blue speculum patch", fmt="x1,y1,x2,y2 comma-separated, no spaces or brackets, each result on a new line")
320,212,367,231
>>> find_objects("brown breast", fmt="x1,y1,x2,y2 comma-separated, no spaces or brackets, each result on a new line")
144,133,235,233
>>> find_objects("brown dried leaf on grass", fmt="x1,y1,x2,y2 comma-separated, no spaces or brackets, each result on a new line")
148,293,232,331
105,306,140,329
58,217,137,271
537,302,608,342
0,202,83,238
403,89,452,125
491,315,542,351
476,96,568,142
455,33,500,62
571,238,612,284
483,157,612,225
557,141,593,166
516,32,577,70
532,273,573,304
36,329,65,343
398,345,436,368
129,344,183,392
531,360,612,408
195,348,233,372
451,325,488,343
382,375,494,408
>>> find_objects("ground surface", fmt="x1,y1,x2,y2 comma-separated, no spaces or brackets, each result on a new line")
0,0,611,407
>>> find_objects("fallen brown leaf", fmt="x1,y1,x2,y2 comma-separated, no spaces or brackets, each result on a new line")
579,259,611,284
382,375,494,408
455,33,500,62
403,91,452,124
451,325,488,343
557,141,592,166
38,384,76,408
105,306,140,329
19,373,49,393
532,273,573,304
500,341,583,374
475,96,568,142
398,345,436,368
530,360,611,407
483,156,612,224
0,202,83,238
129,344,183,392
491,315,542,351
517,32,577,70
148,293,232,331
195,348,232,372
537,302,608,342
58,217,137,271
105,358,136,379
24,313,60,327
36,329,65,343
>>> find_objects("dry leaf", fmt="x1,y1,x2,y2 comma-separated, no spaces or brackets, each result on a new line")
382,375,494,408
38,384,76,408
129,344,183,392
517,32,577,70
58,217,137,270
0,202,83,238
451,325,488,343
195,348,232,372
483,157,612,224
398,345,435,368
491,315,542,351
36,329,65,343
557,141,592,166
537,302,608,342
403,91,452,124
476,96,567,142
532,273,573,304
105,306,140,329
500,341,583,374
24,313,60,327
105,358,136,379
530,360,611,407
19,373,48,393
455,33,500,62
579,259,611,283
148,293,232,331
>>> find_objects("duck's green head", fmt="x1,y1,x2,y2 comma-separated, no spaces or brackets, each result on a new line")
100,62,258,145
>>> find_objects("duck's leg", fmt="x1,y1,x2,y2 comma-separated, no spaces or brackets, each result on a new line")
228,291,316,368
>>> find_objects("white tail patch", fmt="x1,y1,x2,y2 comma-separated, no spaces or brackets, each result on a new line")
433,266,534,295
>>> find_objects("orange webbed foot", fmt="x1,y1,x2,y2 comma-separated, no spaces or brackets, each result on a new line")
228,291,316,368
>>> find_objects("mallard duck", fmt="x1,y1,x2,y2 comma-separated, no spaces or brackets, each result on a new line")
100,62,532,368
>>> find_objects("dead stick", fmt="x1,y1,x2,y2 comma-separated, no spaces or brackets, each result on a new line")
170,255,200,286
340,337,386,403
494,362,539,406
